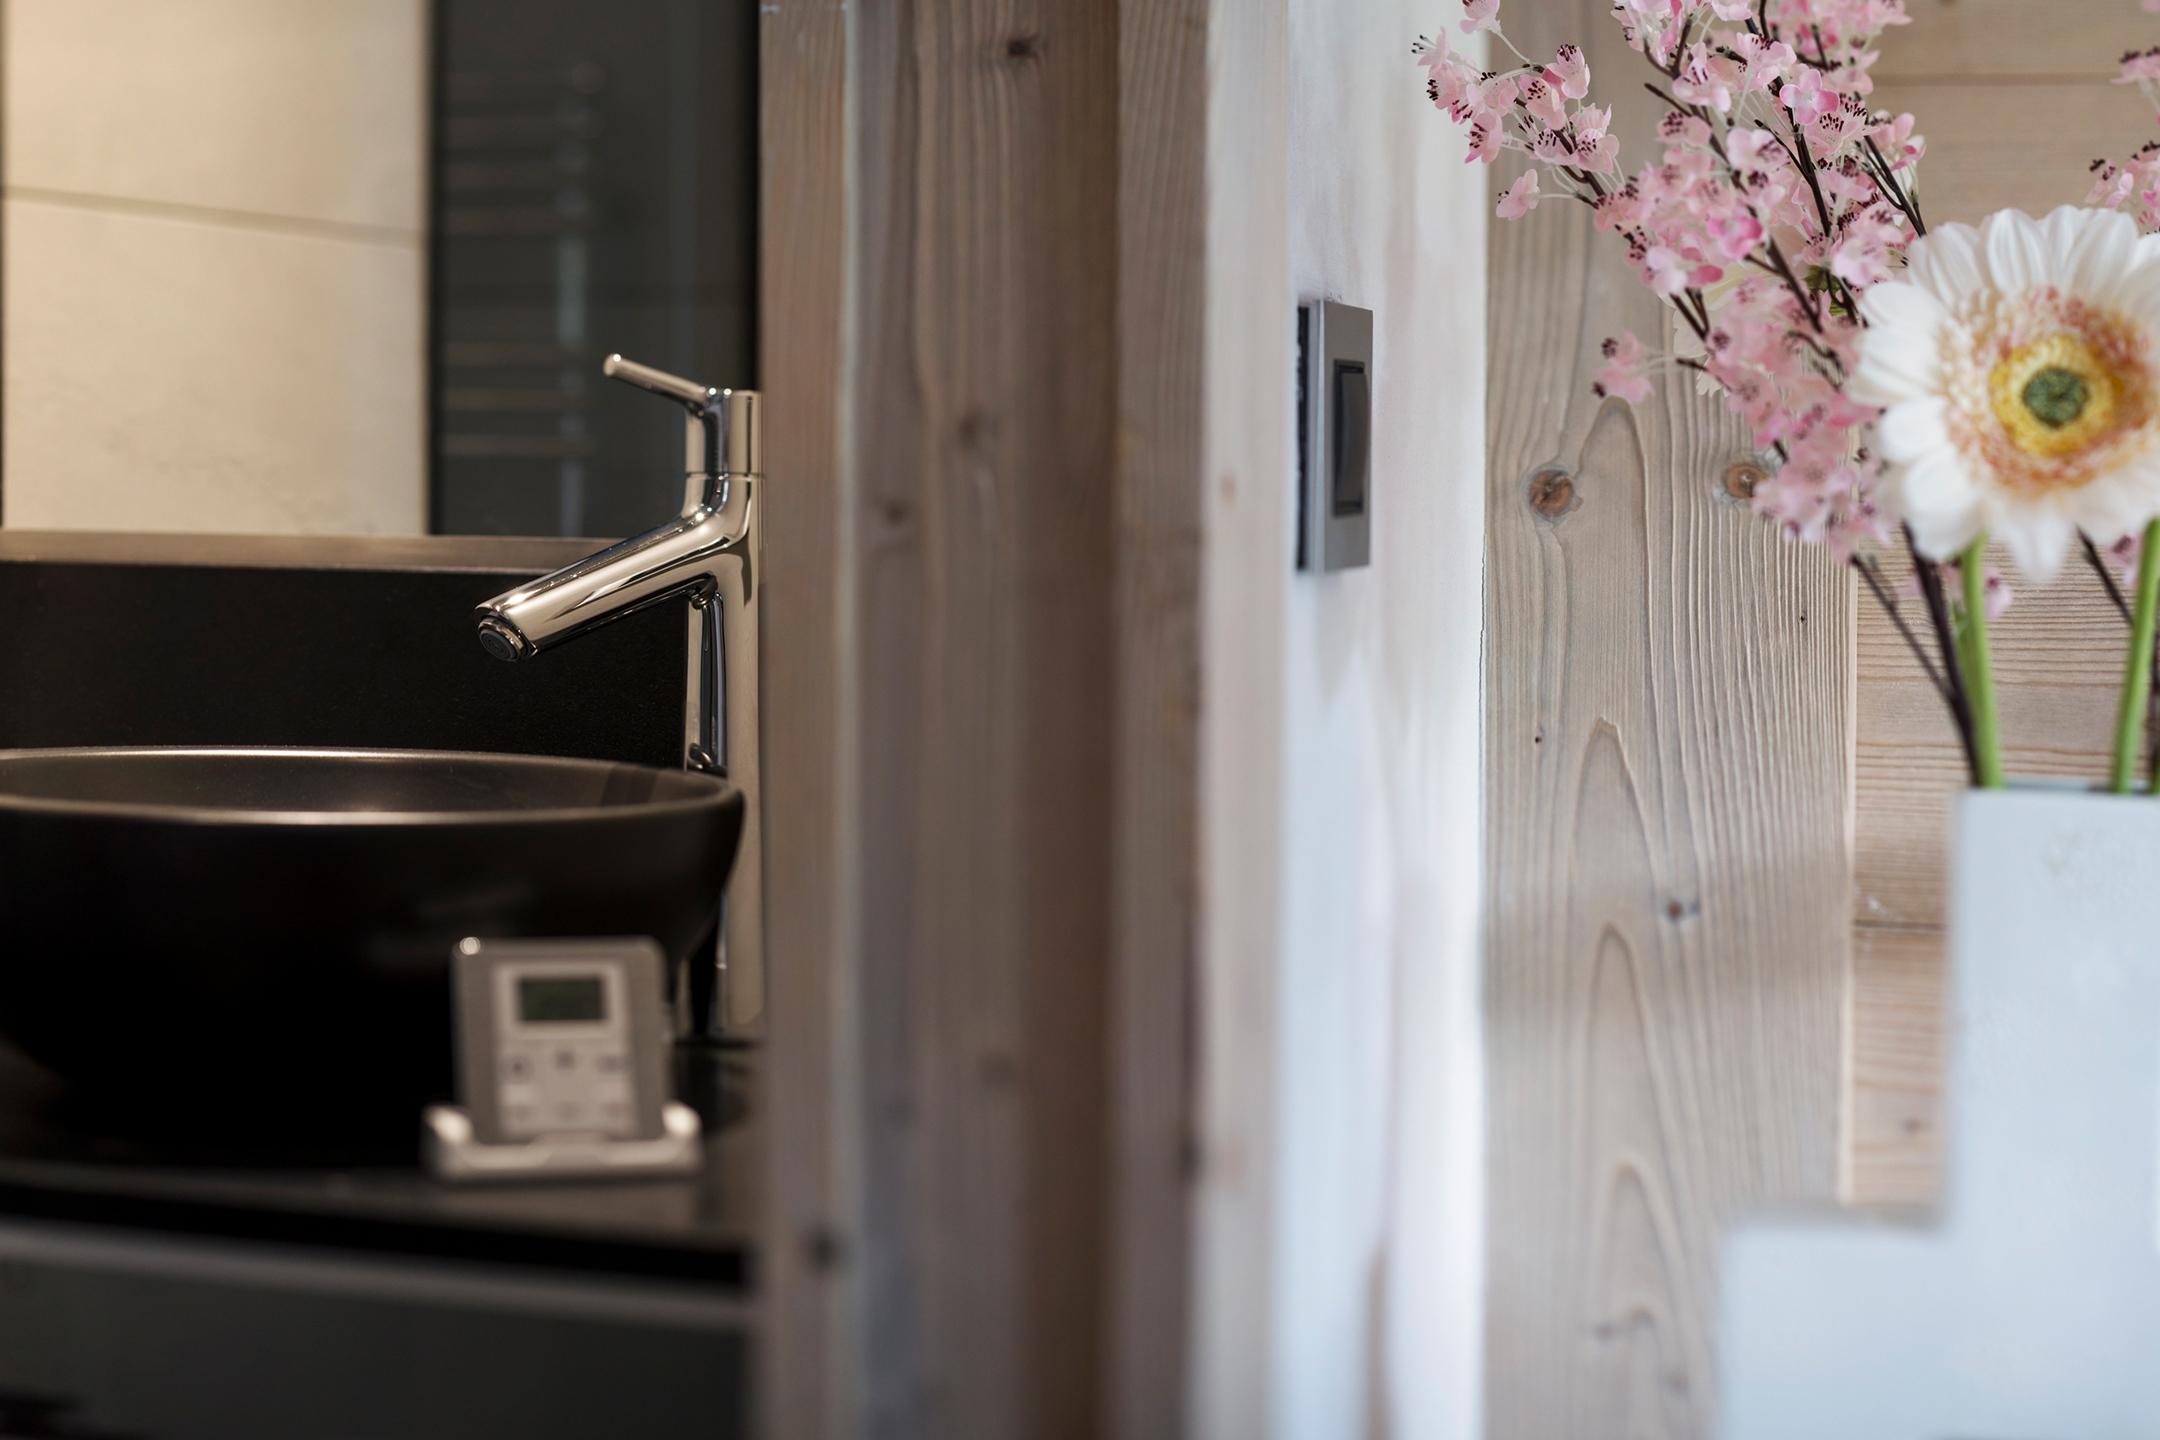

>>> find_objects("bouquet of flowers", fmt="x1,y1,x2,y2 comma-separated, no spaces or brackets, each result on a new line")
1421,0,2160,792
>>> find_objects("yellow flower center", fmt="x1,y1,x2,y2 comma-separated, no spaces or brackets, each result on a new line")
1989,333,2121,459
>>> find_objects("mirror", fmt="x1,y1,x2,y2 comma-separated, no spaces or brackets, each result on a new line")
0,0,757,539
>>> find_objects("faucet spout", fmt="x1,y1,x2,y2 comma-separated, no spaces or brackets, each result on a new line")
473,359,765,1041
473,505,748,661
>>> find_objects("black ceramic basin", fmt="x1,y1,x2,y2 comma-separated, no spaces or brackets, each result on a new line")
0,747,742,1137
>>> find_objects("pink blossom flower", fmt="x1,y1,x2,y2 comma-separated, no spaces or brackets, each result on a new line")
1641,246,1693,297
1575,131,1620,176
2111,534,2143,588
1545,44,1590,101
1414,34,1476,113
1706,207,1766,263
2119,47,2160,86
1529,129,1577,166
1781,66,1831,125
1933,561,2015,622
1673,44,1738,111
1570,103,1618,174
1465,120,1501,165
1462,73,1520,124
1829,211,1900,287
1520,77,1567,129
1643,245,1720,296
1460,0,1499,35
1593,334,1653,405
2091,161,2146,220
1827,48,1881,98
1735,34,1799,95
1593,184,1648,234
1810,96,1867,149
1725,127,1780,175
1868,112,1925,170
1496,171,1542,219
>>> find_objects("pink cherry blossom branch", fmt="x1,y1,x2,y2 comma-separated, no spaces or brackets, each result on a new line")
2089,35,2160,228
1418,0,1996,776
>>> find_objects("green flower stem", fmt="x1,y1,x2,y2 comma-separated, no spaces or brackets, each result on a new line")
2114,517,2160,794
1961,537,2005,790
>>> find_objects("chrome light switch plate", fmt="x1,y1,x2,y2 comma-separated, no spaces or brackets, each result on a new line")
1299,300,1375,573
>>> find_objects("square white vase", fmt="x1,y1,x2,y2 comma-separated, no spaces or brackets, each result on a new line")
1718,787,2160,1439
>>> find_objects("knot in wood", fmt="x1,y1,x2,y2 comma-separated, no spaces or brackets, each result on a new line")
1723,458,1769,502
1526,467,1578,521
803,1225,848,1271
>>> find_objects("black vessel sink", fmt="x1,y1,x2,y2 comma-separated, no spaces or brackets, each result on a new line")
0,748,742,1138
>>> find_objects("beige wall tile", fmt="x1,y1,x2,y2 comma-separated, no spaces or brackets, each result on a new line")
3,197,425,535
5,0,426,234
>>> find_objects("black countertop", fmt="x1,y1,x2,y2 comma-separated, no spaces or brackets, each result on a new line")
0,1042,756,1291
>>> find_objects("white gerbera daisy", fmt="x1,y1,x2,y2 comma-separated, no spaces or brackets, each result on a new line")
1853,205,2160,582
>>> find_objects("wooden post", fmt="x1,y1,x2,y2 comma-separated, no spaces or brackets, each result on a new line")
758,0,854,1435
759,2,1209,1435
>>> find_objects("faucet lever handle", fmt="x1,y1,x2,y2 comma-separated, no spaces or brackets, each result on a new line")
603,354,718,409
602,354,762,483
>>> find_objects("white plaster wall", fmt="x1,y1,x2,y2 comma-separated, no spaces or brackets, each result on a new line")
1199,2,1486,1437
1278,6,1486,1437
1195,1,1294,1433
2,0,427,535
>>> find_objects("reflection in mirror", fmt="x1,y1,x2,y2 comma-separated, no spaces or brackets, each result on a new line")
0,0,756,540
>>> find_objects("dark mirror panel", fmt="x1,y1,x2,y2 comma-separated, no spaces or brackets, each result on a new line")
431,0,759,538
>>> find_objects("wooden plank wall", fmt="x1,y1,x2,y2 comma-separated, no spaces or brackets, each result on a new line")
1484,4,1850,1435
1853,0,2157,1205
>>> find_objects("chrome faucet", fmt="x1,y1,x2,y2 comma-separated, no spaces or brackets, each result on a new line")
473,355,763,1040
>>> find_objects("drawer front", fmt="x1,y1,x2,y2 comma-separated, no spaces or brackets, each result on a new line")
0,1221,750,1440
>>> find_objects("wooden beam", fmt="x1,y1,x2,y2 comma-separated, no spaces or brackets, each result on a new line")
1108,0,1208,1434
1482,3,1849,1435
757,0,854,1435
845,1,1133,1433
761,3,1212,1429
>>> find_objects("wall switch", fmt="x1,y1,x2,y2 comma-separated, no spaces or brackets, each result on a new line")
1298,300,1374,573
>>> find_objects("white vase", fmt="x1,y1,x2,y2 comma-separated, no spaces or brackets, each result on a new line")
1717,787,2160,1439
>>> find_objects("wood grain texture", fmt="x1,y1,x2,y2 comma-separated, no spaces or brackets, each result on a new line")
1108,0,1207,1434
1484,6,1850,1438
757,2,854,1436
1874,0,2151,82
1844,58,2158,1205
1846,926,1947,1208
762,6,1208,1432
1876,80,2152,227
848,2,1121,1435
